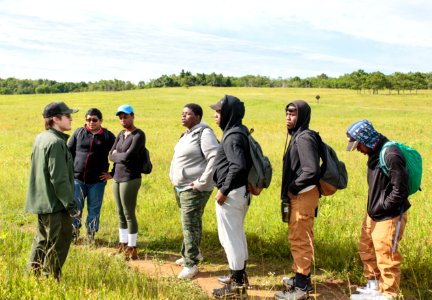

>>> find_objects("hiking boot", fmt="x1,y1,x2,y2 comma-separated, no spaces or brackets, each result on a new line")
117,242,127,254
175,252,204,266
275,287,310,300
177,265,198,279
218,273,250,288
124,246,138,260
71,225,80,244
212,282,248,299
282,276,313,292
356,280,379,294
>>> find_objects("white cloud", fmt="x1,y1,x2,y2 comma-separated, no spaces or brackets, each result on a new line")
0,0,431,82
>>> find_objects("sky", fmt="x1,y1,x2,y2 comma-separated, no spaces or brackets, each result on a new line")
1,0,431,83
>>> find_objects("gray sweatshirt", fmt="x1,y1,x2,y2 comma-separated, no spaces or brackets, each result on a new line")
169,122,219,191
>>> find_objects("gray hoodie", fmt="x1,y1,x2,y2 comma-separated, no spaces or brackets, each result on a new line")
169,122,219,191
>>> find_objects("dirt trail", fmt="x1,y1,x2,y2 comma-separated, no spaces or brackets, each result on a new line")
96,246,350,299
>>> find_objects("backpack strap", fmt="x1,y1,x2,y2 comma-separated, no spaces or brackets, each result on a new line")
379,141,396,177
181,126,213,158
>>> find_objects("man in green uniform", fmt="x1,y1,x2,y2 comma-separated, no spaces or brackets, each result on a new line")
26,101,80,280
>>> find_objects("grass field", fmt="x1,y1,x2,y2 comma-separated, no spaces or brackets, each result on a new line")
0,87,431,299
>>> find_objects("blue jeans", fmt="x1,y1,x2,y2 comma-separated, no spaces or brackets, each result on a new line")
73,180,107,234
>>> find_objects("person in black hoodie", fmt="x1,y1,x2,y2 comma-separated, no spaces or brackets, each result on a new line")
276,100,320,300
68,108,115,243
210,95,252,299
346,120,410,299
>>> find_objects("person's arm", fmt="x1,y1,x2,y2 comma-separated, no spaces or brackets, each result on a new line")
110,131,145,164
288,133,320,195
67,128,79,160
192,129,219,191
218,133,248,196
48,142,77,215
383,148,409,209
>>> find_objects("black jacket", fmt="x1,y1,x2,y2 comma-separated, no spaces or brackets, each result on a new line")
109,129,145,182
366,136,410,221
213,95,252,196
68,126,116,184
281,100,320,200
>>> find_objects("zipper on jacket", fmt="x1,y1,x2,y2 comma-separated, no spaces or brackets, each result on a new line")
83,134,95,183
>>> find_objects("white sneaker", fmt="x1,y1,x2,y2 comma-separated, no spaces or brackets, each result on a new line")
177,265,198,279
356,280,379,294
175,252,204,266
351,291,392,300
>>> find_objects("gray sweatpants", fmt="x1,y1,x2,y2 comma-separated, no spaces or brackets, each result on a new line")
216,186,249,271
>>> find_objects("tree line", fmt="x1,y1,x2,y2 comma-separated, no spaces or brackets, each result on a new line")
1,69,431,95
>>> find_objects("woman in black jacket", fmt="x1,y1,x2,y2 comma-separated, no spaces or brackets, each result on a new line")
109,104,145,260
68,108,115,243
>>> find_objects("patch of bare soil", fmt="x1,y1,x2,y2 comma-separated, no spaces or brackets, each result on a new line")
93,245,351,299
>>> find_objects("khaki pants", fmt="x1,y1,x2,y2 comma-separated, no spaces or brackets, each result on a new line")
288,187,319,275
359,213,407,297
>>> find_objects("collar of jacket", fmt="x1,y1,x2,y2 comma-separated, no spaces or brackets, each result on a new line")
48,128,70,141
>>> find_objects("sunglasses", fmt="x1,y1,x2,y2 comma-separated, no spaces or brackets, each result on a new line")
86,117,100,123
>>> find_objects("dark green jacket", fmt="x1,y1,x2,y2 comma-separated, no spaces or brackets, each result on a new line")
25,128,77,215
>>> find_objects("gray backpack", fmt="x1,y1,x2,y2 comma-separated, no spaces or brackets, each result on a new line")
223,128,272,195
297,130,348,196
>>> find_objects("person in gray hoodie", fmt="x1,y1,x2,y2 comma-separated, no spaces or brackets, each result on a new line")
169,103,219,279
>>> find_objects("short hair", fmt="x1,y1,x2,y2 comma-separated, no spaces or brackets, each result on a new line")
184,103,203,120
44,115,62,130
86,108,103,119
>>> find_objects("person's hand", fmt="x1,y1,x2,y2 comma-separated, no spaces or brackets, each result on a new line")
191,182,201,191
288,191,298,200
100,172,112,181
70,210,80,218
215,190,228,205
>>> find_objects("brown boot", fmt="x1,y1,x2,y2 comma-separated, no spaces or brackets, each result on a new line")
117,243,127,254
124,246,138,260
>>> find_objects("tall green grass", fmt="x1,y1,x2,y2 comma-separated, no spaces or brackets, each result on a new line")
0,87,431,299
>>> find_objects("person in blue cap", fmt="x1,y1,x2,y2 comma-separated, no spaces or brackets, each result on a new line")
109,104,146,260
347,120,410,300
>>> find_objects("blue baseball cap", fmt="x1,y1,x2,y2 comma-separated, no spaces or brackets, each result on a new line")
346,120,380,151
116,104,134,116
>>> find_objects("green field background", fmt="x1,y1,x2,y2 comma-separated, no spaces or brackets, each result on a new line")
0,87,430,299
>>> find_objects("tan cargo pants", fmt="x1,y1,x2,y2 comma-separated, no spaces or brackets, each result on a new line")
359,213,407,297
288,187,319,276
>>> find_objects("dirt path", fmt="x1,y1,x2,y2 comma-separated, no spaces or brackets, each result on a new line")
95,246,350,299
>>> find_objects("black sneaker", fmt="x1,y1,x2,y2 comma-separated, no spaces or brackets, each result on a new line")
212,282,248,299
282,276,313,292
218,273,250,288
275,287,310,300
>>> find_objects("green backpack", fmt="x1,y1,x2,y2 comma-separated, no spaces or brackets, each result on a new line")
379,141,422,196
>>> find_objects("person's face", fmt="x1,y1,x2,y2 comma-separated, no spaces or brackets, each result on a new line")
286,107,297,130
118,113,134,129
356,143,372,155
214,110,221,126
181,107,200,129
86,114,102,131
54,114,72,132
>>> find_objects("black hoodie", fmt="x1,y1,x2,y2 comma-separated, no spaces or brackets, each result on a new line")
213,95,252,196
281,100,320,200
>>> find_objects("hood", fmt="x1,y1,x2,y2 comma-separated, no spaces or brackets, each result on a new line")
286,100,311,135
219,95,245,131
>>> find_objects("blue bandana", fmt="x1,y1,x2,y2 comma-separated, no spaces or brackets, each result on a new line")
347,120,380,150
